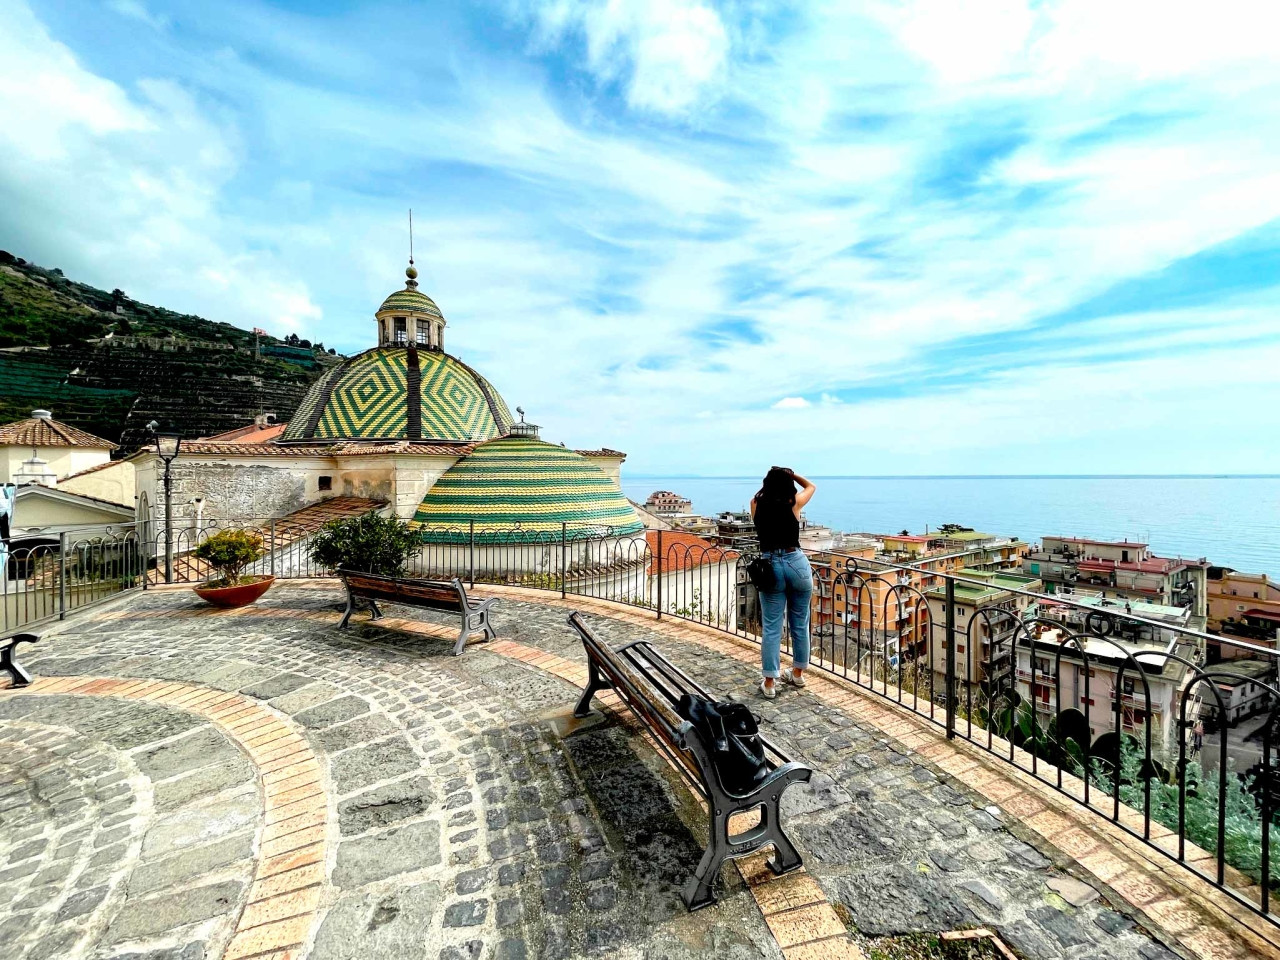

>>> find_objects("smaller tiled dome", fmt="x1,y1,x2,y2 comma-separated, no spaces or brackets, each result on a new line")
378,287,443,320
413,435,644,543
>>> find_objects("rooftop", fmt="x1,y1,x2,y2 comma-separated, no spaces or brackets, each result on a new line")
3,583,1274,960
0,410,116,449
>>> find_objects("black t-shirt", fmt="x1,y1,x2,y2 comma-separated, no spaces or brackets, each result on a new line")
754,498,799,552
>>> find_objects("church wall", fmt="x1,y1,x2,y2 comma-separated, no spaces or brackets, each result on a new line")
389,456,459,519
136,453,339,529
583,455,624,491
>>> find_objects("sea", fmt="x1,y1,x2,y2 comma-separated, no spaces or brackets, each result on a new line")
622,476,1280,578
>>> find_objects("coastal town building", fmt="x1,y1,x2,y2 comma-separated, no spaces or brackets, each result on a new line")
925,568,1042,693
1017,594,1202,754
0,410,136,545
643,490,692,517
1021,536,1208,628
1207,566,1280,652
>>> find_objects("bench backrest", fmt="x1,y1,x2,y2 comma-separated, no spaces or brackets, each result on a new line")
343,571,468,609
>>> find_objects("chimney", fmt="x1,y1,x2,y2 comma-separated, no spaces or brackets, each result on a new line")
32,409,52,420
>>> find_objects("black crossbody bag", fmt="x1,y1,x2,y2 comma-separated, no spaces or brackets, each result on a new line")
745,555,776,592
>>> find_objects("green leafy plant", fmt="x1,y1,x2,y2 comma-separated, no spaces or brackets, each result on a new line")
309,513,420,577
194,529,265,587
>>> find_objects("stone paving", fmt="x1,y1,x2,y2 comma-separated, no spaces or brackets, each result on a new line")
0,581,1262,960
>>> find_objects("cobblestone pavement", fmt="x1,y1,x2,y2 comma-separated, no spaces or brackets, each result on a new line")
0,583,1204,960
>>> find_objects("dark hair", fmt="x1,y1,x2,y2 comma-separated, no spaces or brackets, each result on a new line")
755,467,796,507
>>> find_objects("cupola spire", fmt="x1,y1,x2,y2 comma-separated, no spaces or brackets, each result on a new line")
406,208,418,289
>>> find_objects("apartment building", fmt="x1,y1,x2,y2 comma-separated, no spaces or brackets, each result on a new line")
1207,567,1280,651
925,569,1043,694
1014,594,1200,754
1022,536,1208,627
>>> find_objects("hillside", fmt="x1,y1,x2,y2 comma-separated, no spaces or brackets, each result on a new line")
0,252,340,449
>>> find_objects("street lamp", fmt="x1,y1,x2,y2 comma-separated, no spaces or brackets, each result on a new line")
151,426,182,583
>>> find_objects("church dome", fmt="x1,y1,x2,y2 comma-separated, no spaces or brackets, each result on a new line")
378,287,443,320
412,434,645,543
281,346,513,443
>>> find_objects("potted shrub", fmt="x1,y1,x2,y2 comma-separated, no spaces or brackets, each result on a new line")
192,529,273,608
309,513,421,576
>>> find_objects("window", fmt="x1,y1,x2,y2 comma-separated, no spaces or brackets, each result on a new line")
416,319,429,344
394,317,407,343
318,476,332,492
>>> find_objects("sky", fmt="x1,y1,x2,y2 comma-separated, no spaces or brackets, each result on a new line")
2,0,1279,476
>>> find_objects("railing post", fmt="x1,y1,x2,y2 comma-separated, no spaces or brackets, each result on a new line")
560,522,567,599
269,519,277,578
945,576,957,739
58,532,68,620
469,520,475,589
656,529,664,620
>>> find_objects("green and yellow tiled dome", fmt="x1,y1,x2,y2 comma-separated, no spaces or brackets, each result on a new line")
412,435,645,543
378,287,443,319
281,346,513,443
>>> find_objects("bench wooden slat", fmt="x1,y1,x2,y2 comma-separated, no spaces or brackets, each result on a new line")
338,571,498,656
568,612,812,911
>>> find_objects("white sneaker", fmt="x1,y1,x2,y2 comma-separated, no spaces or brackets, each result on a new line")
785,671,807,688
759,679,777,700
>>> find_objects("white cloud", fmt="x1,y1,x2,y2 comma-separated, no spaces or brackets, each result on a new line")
524,0,729,114
773,397,811,410
0,0,321,336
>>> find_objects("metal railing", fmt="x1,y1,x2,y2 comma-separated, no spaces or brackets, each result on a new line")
13,515,1279,926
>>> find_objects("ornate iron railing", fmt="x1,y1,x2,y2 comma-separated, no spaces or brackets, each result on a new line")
14,514,1278,924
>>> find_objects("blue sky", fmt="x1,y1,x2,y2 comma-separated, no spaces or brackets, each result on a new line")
2,0,1279,475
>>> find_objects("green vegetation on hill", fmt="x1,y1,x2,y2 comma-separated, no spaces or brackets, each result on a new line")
0,251,342,450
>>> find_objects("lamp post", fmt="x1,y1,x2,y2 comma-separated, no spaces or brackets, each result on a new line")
151,429,182,583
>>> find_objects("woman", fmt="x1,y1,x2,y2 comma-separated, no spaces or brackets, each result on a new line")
749,466,817,699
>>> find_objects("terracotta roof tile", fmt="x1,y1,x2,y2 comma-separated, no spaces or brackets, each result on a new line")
200,423,288,443
0,416,115,449
59,459,127,481
647,530,739,574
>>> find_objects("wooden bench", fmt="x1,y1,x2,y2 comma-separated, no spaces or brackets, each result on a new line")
568,611,813,910
1,633,39,688
338,571,498,656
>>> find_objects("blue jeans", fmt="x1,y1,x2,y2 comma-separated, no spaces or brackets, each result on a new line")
758,549,812,678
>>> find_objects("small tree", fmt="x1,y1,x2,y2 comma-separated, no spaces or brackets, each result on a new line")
194,530,265,586
309,513,420,577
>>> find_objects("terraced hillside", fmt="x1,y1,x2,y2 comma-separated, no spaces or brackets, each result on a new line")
0,252,339,449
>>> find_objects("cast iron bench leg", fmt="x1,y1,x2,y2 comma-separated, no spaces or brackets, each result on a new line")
339,585,356,629
763,796,803,875
367,599,383,621
573,657,613,718
682,805,731,911
1,637,36,688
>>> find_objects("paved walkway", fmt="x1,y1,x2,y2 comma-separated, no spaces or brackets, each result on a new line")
0,582,1269,960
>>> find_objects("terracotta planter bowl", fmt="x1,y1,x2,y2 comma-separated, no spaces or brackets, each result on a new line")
193,575,275,608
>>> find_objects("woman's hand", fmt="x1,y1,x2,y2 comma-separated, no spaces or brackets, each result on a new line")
791,471,816,509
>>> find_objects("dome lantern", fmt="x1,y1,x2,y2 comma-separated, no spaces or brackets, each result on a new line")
375,259,447,350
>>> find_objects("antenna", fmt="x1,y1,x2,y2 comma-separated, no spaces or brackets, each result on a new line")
408,208,414,266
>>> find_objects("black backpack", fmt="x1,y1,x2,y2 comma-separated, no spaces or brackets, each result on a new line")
676,694,768,795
